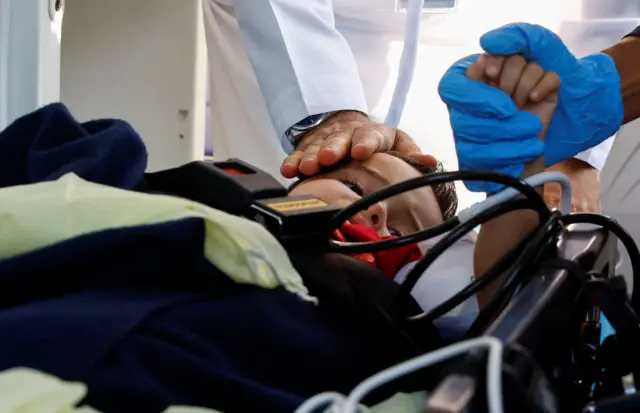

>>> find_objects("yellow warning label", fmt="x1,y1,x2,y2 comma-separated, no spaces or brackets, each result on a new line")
266,198,328,212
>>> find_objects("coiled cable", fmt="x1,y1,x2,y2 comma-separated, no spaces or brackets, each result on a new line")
405,203,541,322
328,170,549,254
396,199,541,318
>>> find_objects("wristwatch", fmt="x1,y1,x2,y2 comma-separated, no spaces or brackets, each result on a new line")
284,112,333,148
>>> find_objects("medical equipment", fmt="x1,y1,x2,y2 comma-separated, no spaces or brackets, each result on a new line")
318,201,640,412
157,157,640,413
423,217,640,413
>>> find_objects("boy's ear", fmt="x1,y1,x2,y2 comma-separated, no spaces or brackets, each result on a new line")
408,153,438,167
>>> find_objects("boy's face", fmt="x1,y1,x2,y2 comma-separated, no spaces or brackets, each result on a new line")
289,153,444,237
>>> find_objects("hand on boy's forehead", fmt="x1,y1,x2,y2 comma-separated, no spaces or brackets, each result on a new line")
289,153,444,236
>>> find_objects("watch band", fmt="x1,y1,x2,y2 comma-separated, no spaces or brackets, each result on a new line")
285,112,333,148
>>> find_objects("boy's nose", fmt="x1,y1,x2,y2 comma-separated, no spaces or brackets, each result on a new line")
360,202,390,237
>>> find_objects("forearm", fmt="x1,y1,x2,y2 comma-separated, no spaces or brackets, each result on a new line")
473,158,544,309
603,32,640,125
231,0,367,146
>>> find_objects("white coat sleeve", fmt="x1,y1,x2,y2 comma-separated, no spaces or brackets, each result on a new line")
573,137,614,170
231,0,368,153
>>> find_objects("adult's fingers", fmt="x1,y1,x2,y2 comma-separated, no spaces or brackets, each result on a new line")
298,139,326,176
350,127,388,160
393,129,422,156
479,23,578,74
439,58,518,118
317,131,352,167
281,151,304,178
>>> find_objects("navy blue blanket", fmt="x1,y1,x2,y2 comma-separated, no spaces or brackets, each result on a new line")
0,103,146,189
0,104,419,412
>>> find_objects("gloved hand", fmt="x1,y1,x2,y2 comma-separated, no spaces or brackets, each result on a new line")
440,23,624,193
439,54,545,192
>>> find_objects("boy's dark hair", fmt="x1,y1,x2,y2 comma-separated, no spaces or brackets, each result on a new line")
288,151,458,220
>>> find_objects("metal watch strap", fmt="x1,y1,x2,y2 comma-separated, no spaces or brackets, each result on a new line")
285,112,333,148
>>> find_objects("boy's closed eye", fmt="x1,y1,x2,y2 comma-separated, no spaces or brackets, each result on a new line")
288,152,458,237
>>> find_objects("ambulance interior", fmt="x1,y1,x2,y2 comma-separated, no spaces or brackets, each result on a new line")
1,0,640,410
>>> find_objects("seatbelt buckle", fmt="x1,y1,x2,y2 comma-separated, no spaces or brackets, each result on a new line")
248,195,341,244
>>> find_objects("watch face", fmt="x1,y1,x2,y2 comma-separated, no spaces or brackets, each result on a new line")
294,114,325,130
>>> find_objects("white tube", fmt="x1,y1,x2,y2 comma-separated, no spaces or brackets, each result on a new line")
384,0,424,128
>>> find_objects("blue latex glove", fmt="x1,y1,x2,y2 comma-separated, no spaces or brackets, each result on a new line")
482,24,624,165
440,23,624,193
439,54,545,193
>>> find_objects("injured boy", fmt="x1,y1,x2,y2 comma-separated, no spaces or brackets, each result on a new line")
288,54,561,337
